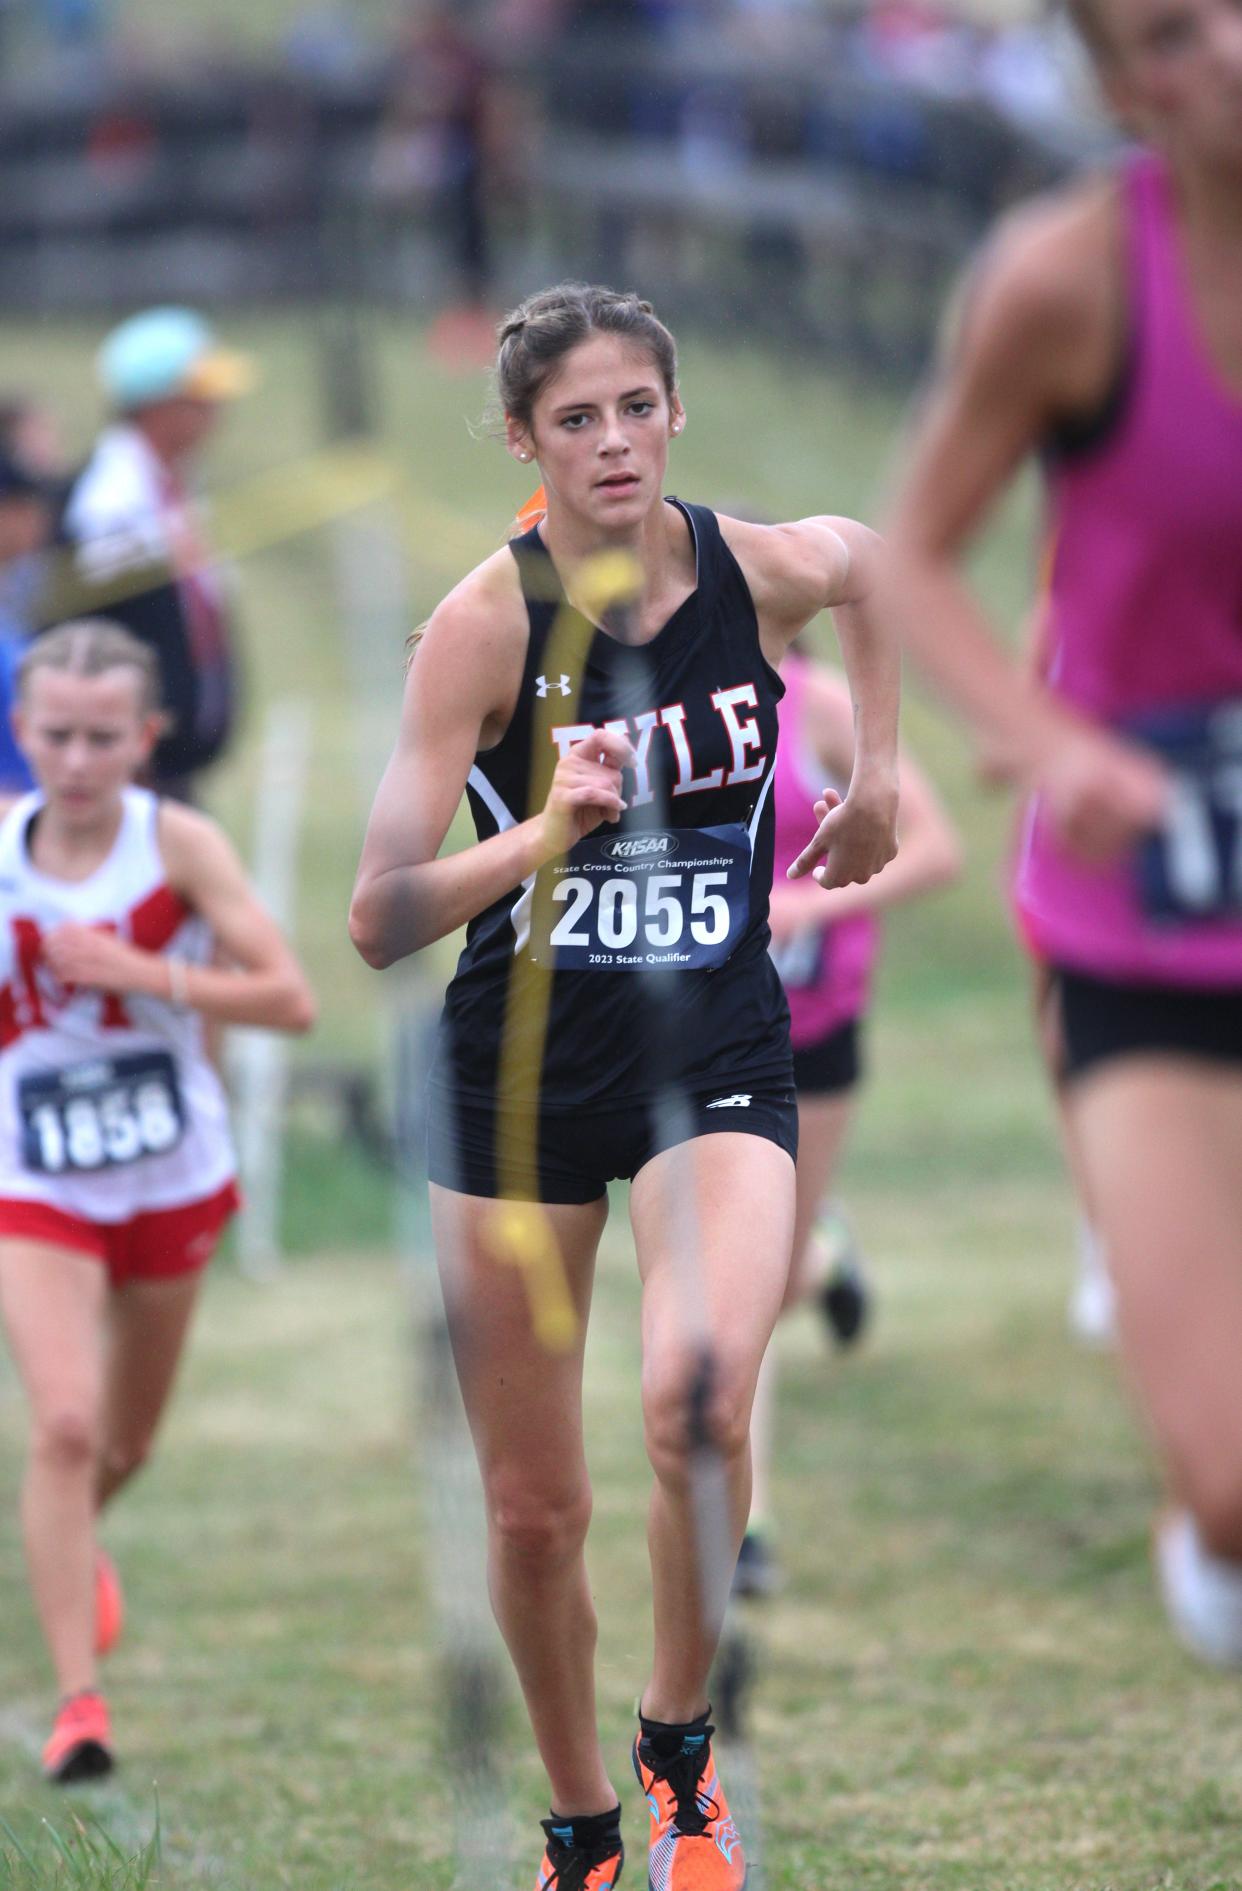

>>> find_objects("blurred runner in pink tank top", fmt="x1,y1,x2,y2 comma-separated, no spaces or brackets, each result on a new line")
736,646,960,1598
889,0,1242,1663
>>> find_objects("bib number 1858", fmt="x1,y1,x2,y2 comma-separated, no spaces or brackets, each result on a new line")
19,1051,185,1175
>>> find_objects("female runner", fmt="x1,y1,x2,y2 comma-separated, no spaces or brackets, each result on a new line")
0,621,315,1782
888,0,1242,1660
350,283,899,1891
737,645,961,1598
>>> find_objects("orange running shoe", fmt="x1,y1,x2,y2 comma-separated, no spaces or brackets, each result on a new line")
94,1549,124,1658
42,1691,114,1784
633,1717,745,1890
535,1814,624,1890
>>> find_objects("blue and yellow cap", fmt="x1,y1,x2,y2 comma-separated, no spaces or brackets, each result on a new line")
97,307,256,410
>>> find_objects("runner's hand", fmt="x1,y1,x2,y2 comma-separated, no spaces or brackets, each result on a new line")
42,923,148,994
1039,723,1170,862
539,729,636,856
787,781,899,889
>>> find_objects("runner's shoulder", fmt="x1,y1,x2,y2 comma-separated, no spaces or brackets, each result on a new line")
423,547,527,650
411,547,530,719
963,172,1121,362
716,512,852,623
154,799,237,896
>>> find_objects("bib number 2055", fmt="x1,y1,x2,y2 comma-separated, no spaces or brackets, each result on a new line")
531,824,751,971
19,1050,185,1175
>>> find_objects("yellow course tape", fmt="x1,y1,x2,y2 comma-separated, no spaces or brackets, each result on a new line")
482,1201,578,1354
487,549,644,1356
212,443,498,578
40,439,503,618
211,444,403,560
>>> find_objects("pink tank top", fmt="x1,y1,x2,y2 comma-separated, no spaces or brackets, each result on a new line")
771,655,880,1045
1015,153,1242,987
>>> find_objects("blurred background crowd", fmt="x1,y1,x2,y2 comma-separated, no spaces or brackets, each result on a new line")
0,1,1104,373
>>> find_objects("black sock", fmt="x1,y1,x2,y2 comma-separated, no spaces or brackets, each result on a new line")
638,1704,712,1761
545,1805,623,1853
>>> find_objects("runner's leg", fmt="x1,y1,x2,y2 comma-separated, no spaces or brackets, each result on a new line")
1070,1058,1242,1555
749,1092,854,1529
430,1183,616,1815
631,1131,795,1720
96,1273,203,1509
0,1241,107,1696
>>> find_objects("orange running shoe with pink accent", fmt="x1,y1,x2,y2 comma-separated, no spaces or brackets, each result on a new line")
42,1691,114,1784
94,1549,124,1658
633,1718,746,1890
534,1816,624,1890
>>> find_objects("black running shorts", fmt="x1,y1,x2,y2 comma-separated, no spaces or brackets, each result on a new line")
1056,968,1242,1084
790,1018,862,1097
427,1080,799,1204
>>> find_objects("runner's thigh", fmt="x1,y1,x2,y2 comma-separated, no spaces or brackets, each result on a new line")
102,1274,202,1461
1070,1058,1242,1488
630,1132,795,1426
788,1093,854,1301
0,1241,107,1426
429,1185,608,1501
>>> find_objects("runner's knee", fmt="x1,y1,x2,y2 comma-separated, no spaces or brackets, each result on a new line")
643,1357,753,1482
32,1402,99,1473
486,1466,593,1567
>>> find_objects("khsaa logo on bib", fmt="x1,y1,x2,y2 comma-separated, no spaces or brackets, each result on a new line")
600,833,679,863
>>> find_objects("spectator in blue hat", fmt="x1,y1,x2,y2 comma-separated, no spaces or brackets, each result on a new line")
53,308,255,801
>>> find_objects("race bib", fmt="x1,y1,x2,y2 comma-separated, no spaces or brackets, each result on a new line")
531,824,751,971
18,1050,185,1175
1131,699,1242,922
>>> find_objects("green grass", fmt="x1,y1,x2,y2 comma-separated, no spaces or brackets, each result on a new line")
0,1809,161,1888
4,316,1234,1885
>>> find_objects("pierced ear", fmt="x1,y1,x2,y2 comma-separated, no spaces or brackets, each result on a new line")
506,418,535,465
670,398,687,438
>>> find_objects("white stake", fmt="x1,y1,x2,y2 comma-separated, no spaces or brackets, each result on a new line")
230,697,314,1281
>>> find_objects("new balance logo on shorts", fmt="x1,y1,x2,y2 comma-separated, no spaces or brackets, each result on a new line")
536,674,572,697
706,1094,752,1109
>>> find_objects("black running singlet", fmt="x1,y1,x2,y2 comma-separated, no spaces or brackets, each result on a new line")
432,500,793,1111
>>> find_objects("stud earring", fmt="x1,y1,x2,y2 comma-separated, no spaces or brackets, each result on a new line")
519,451,531,462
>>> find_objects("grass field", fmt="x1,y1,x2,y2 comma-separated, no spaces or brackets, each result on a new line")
1,315,1239,1887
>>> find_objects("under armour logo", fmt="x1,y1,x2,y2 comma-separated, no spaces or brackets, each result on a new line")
536,674,572,697
706,1094,752,1109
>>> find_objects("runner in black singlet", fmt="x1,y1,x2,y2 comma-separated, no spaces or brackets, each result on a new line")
351,284,900,1891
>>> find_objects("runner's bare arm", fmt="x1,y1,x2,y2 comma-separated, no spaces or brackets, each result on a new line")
726,511,900,887
887,212,1092,759
888,191,1170,854
40,807,316,1032
349,566,633,966
770,667,961,938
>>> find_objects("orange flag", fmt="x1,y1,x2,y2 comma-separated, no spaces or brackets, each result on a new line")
515,485,547,532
